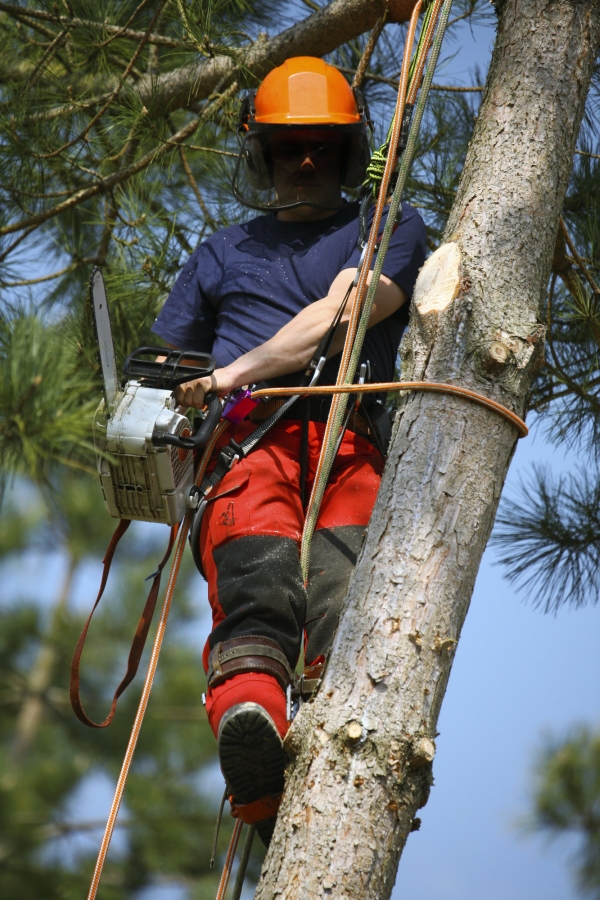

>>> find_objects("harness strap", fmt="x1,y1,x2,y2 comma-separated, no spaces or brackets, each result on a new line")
70,520,178,728
197,391,303,501
207,635,293,692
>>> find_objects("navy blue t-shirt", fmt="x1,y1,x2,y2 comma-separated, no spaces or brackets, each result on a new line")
152,201,426,387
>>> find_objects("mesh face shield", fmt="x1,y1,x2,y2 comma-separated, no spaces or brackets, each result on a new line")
231,124,372,213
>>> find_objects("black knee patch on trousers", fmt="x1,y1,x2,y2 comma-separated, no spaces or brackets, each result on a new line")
210,535,306,669
305,525,366,663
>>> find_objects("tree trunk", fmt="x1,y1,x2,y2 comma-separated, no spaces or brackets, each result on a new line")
255,0,600,897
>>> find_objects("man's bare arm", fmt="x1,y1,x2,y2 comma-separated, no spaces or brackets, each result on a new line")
172,268,407,409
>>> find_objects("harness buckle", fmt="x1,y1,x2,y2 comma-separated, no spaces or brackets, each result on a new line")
218,440,242,471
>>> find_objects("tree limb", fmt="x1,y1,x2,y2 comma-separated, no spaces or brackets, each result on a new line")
560,216,600,295
338,65,484,91
132,0,410,113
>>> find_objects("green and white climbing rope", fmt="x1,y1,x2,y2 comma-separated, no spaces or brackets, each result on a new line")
299,0,455,581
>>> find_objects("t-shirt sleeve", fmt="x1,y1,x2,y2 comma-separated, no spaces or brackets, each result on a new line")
343,202,427,298
151,244,217,352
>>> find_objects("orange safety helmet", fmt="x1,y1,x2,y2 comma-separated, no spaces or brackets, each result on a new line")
232,57,372,212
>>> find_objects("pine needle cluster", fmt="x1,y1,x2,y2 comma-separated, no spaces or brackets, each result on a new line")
528,727,600,898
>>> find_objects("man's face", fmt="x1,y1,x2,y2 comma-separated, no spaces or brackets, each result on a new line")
269,129,344,219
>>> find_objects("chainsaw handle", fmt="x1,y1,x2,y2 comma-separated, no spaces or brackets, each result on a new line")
190,392,222,449
151,393,222,451
123,346,215,389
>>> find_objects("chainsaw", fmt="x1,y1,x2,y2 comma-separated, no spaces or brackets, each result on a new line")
91,267,222,526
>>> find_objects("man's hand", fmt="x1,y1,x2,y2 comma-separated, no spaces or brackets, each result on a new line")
164,363,238,410
174,374,214,410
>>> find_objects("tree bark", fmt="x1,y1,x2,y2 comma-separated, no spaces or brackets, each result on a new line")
255,0,600,897
137,0,417,111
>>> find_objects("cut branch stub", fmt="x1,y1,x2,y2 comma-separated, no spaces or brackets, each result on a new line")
409,736,436,769
345,720,363,744
402,241,462,379
414,243,462,316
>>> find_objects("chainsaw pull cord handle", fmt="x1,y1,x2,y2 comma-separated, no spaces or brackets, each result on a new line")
70,520,178,728
151,392,222,451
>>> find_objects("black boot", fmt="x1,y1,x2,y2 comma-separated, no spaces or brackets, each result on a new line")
218,702,286,847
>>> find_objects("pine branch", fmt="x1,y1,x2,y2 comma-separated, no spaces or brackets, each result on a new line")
575,148,600,160
0,1,189,47
2,258,94,287
179,143,237,156
178,145,220,230
26,26,69,88
492,466,600,611
95,0,155,50
39,0,169,160
0,83,238,253
132,0,407,113
560,216,600,296
337,65,484,91
351,10,388,89
528,727,600,896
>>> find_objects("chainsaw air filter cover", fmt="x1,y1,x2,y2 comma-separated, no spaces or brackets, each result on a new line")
94,382,194,526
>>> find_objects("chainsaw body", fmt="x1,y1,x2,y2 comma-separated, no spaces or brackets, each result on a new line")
91,268,219,526
94,383,195,526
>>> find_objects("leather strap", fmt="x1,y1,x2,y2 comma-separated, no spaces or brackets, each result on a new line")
207,635,293,692
70,520,178,728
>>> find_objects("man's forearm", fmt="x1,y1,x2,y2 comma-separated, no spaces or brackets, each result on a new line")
219,268,407,390
223,298,342,388
173,268,407,407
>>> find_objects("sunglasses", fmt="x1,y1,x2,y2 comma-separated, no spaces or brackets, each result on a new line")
269,132,344,164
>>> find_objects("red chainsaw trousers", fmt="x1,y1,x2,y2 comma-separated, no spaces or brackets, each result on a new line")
197,419,384,739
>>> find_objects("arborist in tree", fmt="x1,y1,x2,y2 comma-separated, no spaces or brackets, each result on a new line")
151,57,426,846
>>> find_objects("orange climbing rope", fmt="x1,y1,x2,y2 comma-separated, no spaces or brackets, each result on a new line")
251,382,529,438
215,819,243,900
297,0,423,583
85,420,230,900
